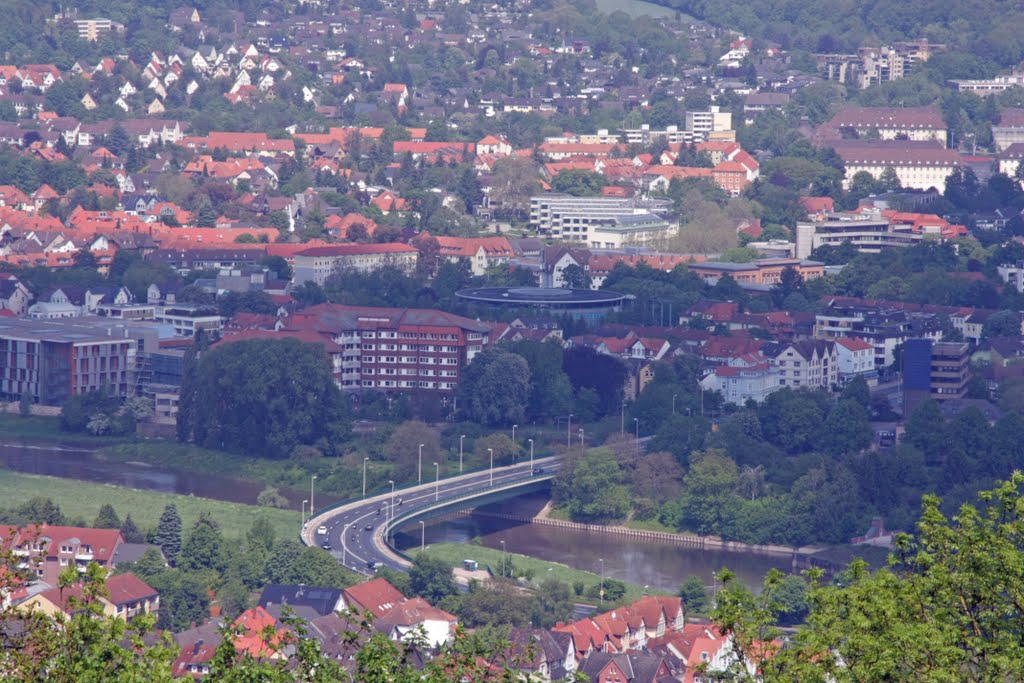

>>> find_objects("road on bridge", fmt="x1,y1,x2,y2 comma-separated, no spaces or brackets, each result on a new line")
303,456,560,576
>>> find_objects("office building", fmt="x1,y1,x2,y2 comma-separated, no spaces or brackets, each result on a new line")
902,339,970,415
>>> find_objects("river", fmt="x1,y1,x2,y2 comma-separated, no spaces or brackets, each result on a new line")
0,442,790,590
0,440,313,510
393,493,791,592
592,0,691,21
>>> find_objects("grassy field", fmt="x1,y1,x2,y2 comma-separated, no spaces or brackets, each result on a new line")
419,542,668,605
0,414,129,445
0,469,298,541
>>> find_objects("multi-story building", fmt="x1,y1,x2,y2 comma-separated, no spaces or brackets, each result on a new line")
795,208,968,260
830,140,962,192
950,73,1024,97
763,340,838,390
817,40,942,89
72,18,123,41
687,258,824,287
620,124,695,146
431,236,513,276
700,353,781,405
528,194,675,248
825,106,948,145
3,525,124,586
902,339,970,415
283,304,492,395
835,337,878,385
292,244,418,286
685,106,733,141
0,317,167,405
153,304,223,338
815,302,944,367
993,109,1024,152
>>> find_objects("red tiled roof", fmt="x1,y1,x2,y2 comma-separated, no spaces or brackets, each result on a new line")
294,243,416,257
342,578,406,619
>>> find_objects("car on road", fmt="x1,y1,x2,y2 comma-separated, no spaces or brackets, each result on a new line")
366,560,377,571
317,525,327,535
321,541,332,551
533,467,544,474
364,523,373,531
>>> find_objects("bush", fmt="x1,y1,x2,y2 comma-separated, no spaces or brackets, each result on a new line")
256,486,289,509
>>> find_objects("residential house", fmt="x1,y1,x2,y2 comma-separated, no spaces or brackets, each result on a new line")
7,525,125,585
373,596,457,647
577,652,674,683
258,584,345,622
701,352,782,405
428,235,513,276
764,340,839,390
291,243,418,286
835,337,878,385
340,577,406,619
20,572,158,621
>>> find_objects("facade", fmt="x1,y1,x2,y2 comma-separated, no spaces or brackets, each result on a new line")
815,302,944,368
817,41,942,89
284,304,491,395
903,339,970,415
432,236,513,276
701,353,781,405
992,109,1024,152
687,258,824,286
5,525,124,586
685,106,733,139
764,340,838,390
835,337,878,385
153,304,223,338
794,208,925,259
0,317,164,405
73,18,123,41
831,141,962,192
292,244,418,286
529,194,675,248
826,106,947,144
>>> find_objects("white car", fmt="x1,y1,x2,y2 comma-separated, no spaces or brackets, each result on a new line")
317,525,328,535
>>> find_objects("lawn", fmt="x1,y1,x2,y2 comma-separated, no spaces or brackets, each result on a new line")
420,542,668,606
0,414,129,445
0,469,298,542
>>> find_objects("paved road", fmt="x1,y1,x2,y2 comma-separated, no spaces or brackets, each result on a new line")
303,456,560,576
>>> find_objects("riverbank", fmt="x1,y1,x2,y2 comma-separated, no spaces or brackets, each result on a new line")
529,502,819,559
0,469,296,541
421,542,666,605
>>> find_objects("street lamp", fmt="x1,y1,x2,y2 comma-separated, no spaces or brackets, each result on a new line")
488,448,494,486
310,475,317,518
388,480,395,521
620,402,625,433
578,427,584,449
342,524,348,566
362,457,369,498
634,418,640,454
567,414,573,448
433,462,440,501
301,499,308,532
459,434,466,473
419,520,425,553
528,438,534,474
500,540,506,577
418,443,424,484
672,394,677,415
512,424,517,443
599,558,605,605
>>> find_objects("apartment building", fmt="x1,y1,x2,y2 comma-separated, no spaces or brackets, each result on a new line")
835,337,878,385
814,302,944,367
685,106,733,140
902,339,970,415
72,18,124,41
620,124,695,146
283,304,492,395
795,208,967,259
817,40,943,89
528,194,675,248
700,353,781,405
992,109,1024,152
292,243,418,286
3,525,124,586
764,340,838,390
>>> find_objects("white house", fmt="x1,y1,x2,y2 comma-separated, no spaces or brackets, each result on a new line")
374,597,456,647
835,337,878,385
701,353,781,405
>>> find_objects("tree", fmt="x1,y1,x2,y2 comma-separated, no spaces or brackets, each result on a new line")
121,514,144,544
983,309,1022,338
408,554,457,604
383,421,441,484
16,497,65,524
560,263,591,289
256,485,289,508
508,339,573,419
93,504,121,529
196,204,217,227
553,448,631,523
180,338,351,458
902,399,948,463
562,346,627,417
551,169,606,196
488,157,540,219
530,579,575,628
459,348,530,426
666,450,741,536
154,504,182,567
456,579,532,627
679,575,710,614
472,433,521,469
819,399,872,456
178,513,226,574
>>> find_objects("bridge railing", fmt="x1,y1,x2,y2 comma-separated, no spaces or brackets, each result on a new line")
381,472,554,544
301,456,559,547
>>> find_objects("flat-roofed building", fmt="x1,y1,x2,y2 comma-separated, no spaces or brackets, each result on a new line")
831,140,962,192
529,194,675,248
293,243,418,286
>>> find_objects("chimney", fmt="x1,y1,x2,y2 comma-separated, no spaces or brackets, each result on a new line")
193,639,203,655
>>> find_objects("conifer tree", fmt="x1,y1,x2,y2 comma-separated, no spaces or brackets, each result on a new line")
153,504,182,566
